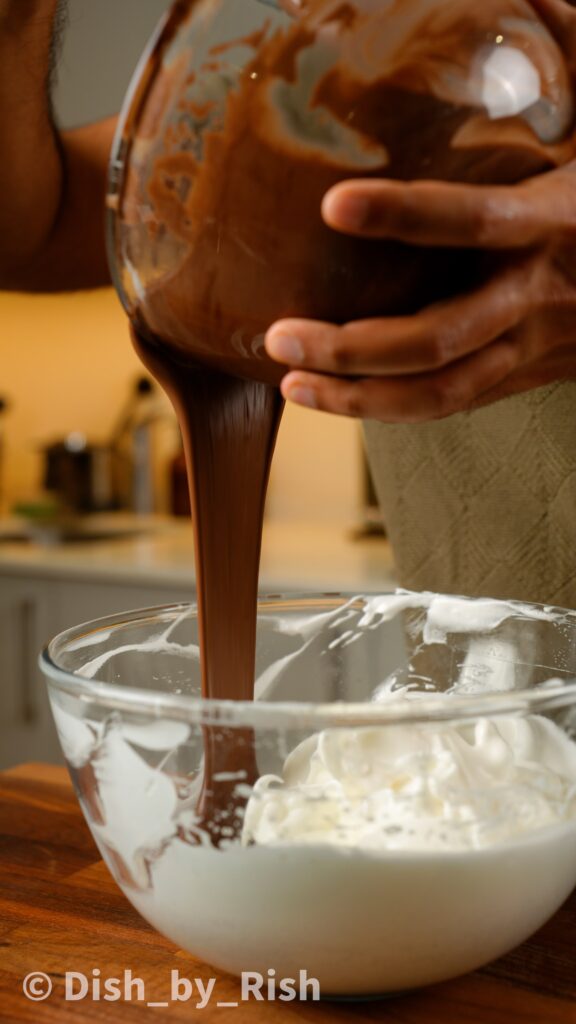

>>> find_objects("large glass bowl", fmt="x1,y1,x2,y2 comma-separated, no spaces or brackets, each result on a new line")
41,594,576,997
107,0,575,383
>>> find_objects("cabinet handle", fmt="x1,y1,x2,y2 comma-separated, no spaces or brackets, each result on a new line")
19,599,37,725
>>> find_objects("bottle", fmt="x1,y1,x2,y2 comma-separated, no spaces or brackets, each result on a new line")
131,378,157,515
111,376,165,515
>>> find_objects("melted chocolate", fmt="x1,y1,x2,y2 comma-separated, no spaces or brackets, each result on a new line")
132,329,283,842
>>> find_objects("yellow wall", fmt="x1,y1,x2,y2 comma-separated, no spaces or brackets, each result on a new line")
268,402,361,524
0,289,360,522
0,289,143,507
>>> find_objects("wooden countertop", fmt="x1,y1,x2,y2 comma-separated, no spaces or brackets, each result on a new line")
1,764,575,1023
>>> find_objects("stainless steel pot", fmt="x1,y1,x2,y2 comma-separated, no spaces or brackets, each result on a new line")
43,433,119,513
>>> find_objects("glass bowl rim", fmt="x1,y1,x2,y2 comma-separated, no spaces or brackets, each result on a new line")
39,592,576,730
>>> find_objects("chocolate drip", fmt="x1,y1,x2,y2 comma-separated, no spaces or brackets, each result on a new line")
132,329,283,843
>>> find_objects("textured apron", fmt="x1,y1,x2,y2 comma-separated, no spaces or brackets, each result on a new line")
364,382,576,607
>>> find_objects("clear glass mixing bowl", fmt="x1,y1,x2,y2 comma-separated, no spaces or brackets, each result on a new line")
41,593,576,997
107,0,575,383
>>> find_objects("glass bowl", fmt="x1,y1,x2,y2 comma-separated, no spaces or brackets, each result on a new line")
41,593,576,997
107,0,575,383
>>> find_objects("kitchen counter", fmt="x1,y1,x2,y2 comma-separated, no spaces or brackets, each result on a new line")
0,515,396,592
0,516,396,770
1,763,574,1023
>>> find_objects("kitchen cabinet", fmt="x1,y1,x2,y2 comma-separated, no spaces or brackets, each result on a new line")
0,572,194,771
55,577,193,631
0,576,61,768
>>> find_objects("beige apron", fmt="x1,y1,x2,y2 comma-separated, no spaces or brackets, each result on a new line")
363,381,576,607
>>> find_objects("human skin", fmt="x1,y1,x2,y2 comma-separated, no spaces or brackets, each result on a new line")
264,0,576,423
0,0,113,290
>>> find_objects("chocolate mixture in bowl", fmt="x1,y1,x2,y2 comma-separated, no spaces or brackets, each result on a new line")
108,0,576,841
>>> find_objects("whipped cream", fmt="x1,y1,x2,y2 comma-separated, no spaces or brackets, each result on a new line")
242,697,576,851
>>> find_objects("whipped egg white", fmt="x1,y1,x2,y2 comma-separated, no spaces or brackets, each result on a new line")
242,695,576,851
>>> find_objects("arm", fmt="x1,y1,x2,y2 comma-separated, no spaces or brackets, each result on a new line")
0,0,113,291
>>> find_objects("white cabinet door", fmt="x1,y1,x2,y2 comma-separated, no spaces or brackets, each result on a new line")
0,573,195,770
55,579,194,634
0,575,63,768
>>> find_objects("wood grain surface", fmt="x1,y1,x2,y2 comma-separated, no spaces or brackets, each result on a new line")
0,763,575,1023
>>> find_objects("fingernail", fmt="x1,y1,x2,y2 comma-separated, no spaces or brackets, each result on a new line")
285,385,317,410
266,332,305,364
325,193,370,230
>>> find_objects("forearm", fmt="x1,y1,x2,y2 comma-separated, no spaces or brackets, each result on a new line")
0,1,63,278
11,117,116,291
0,0,113,291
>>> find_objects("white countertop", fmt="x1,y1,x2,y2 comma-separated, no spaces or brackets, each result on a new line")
0,515,397,593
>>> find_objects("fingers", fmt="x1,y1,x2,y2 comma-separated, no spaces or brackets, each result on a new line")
321,170,576,249
265,261,532,376
279,337,521,423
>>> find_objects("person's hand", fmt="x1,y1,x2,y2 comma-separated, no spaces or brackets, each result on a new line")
264,164,576,423
265,0,576,423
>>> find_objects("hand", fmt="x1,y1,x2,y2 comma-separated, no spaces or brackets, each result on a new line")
264,162,576,422
264,0,576,423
